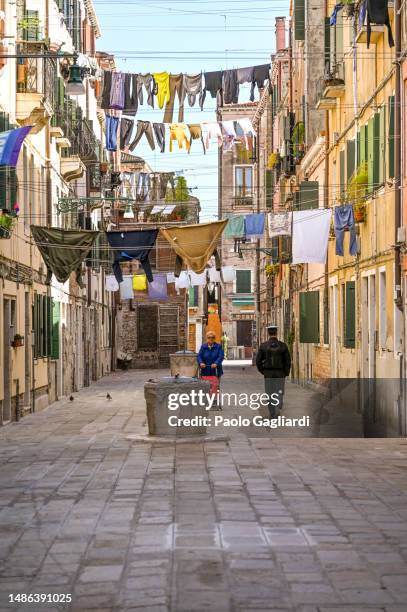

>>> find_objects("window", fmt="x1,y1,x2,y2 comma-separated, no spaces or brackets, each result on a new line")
299,291,320,343
235,166,253,197
293,181,319,210
235,270,251,294
343,281,356,348
188,286,199,307
379,270,387,350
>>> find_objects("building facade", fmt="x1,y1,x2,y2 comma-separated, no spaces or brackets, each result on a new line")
0,0,115,422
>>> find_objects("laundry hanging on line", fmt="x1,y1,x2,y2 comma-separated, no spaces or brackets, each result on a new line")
268,212,293,238
160,219,228,276
105,116,256,153
106,229,159,284
292,209,332,265
30,226,99,288
99,65,270,117
334,204,358,257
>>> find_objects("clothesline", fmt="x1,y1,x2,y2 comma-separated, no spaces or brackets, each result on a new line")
100,65,271,122
105,115,256,154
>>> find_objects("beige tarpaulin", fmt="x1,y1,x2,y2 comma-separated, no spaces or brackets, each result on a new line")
160,219,228,275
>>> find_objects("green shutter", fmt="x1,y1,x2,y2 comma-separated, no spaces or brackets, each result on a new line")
346,140,355,183
51,300,60,360
379,105,385,184
323,288,329,344
340,149,345,195
388,95,395,179
294,0,305,41
300,180,319,210
299,291,320,343
236,270,251,294
344,281,356,348
33,296,38,359
373,113,380,188
360,124,367,166
266,169,274,209
367,116,375,192
324,17,331,76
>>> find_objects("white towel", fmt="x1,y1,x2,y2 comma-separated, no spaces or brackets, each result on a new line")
292,209,332,264
208,267,221,283
189,270,207,286
175,271,190,290
106,275,119,292
119,276,134,300
221,266,236,283
268,212,292,238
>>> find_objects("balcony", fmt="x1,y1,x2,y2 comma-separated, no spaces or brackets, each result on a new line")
232,195,254,209
316,76,337,111
356,24,385,44
15,42,56,133
53,106,99,163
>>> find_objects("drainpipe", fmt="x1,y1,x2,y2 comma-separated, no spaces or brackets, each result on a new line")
395,0,402,310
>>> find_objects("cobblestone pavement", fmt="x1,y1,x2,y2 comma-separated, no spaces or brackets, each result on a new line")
0,365,406,612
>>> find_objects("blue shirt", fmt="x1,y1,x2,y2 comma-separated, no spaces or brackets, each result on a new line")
197,342,224,377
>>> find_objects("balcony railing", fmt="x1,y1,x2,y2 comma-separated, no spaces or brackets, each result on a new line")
232,194,254,208
52,105,99,162
16,42,56,112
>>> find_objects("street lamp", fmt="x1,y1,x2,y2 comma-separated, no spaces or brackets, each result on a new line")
65,59,86,95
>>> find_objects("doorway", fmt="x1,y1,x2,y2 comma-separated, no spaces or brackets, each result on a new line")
236,320,253,358
3,298,16,423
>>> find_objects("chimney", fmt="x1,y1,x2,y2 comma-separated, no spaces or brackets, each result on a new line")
275,16,286,52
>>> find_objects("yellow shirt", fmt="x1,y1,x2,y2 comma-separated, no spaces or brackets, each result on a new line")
153,72,170,109
169,123,190,152
133,274,147,291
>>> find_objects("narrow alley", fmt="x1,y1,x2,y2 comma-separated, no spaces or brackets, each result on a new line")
0,366,406,611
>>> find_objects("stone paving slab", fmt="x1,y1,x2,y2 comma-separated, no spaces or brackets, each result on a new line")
0,366,406,610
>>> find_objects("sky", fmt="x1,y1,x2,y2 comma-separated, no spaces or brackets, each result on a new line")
93,0,286,221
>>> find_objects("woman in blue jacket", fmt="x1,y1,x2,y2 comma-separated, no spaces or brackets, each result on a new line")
197,331,224,378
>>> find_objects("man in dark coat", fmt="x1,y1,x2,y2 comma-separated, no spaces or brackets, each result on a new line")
256,325,291,418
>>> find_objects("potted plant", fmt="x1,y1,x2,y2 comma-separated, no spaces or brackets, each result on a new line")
265,263,280,277
0,210,14,239
267,152,280,170
176,204,189,220
354,202,366,223
12,334,24,348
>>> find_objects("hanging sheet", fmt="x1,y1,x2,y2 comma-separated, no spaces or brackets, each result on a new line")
292,209,332,265
30,226,98,288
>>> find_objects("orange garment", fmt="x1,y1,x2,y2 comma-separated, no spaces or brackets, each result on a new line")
169,123,190,152
207,313,222,344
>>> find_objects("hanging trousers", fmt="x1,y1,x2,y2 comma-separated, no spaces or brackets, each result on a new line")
106,230,159,284
153,123,166,152
129,120,155,151
334,204,358,256
136,74,154,107
101,71,112,109
106,115,119,151
163,74,185,123
120,118,134,150
123,73,138,115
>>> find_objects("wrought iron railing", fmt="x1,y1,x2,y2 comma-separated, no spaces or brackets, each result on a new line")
232,195,254,207
16,42,56,112
52,104,99,162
